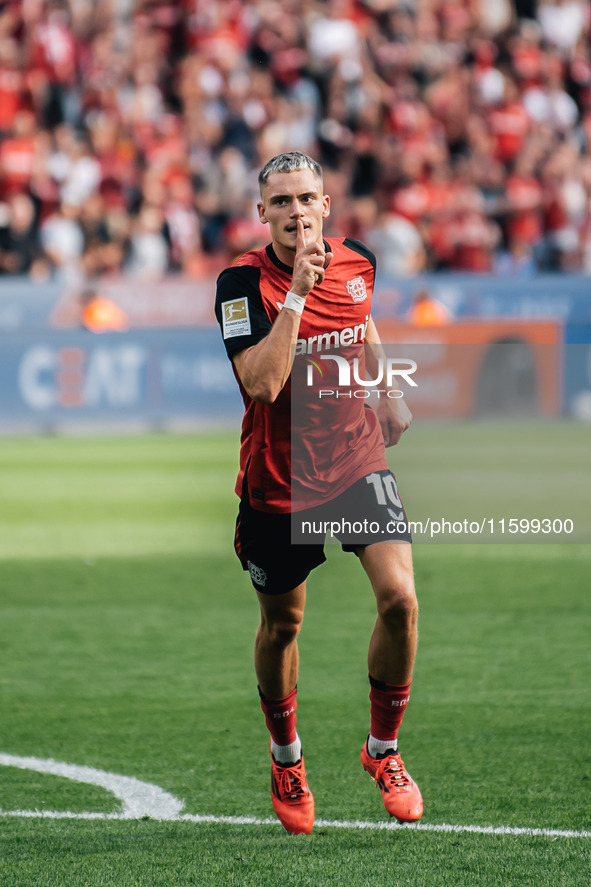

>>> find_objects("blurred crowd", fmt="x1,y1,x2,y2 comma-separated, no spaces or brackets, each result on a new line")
0,0,590,284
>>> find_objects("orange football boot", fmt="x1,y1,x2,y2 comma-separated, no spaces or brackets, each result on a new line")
360,740,423,822
270,747,315,835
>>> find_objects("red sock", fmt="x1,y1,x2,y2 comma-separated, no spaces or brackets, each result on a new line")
369,675,411,741
258,686,298,746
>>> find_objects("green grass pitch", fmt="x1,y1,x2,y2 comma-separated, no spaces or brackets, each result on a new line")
0,424,589,886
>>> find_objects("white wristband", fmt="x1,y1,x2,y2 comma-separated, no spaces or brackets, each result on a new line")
283,290,307,315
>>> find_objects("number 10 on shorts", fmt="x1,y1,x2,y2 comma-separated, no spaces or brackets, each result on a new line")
366,472,402,509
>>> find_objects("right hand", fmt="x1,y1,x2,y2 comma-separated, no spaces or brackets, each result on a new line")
290,219,333,297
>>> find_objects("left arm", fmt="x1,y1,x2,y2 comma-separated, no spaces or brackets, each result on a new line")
365,316,412,446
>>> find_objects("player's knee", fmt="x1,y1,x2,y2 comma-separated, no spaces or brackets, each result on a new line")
263,612,303,649
376,579,418,629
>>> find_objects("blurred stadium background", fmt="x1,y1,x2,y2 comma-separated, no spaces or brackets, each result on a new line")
0,0,590,432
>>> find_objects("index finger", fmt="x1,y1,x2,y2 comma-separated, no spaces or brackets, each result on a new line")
296,218,307,252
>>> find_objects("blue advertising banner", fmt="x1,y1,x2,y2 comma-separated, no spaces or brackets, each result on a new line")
372,274,591,323
2,274,591,332
0,328,243,433
1,277,590,432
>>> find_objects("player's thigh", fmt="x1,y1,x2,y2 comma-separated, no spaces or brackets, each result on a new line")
256,582,307,636
357,541,417,614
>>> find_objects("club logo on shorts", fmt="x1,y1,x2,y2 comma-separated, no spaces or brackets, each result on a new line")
222,297,251,339
247,560,267,587
346,276,368,303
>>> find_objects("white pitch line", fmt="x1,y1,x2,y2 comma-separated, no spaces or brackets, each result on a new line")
317,819,591,839
1,753,589,839
0,809,589,840
0,810,130,821
178,813,591,839
0,753,183,820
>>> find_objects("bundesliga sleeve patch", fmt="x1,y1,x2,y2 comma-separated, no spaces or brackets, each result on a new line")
221,297,251,339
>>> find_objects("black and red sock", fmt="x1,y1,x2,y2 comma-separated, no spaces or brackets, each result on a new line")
368,675,411,744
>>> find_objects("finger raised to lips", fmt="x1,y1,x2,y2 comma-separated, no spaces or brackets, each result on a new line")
296,218,307,251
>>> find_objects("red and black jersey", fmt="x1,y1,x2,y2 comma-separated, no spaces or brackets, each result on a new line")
215,237,388,513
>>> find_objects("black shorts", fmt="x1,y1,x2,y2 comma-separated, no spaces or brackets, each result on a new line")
234,469,412,595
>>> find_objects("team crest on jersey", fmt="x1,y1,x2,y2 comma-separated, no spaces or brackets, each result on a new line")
247,560,267,587
347,276,367,303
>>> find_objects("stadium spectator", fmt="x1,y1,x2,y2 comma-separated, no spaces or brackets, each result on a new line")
538,0,587,52
39,200,85,283
126,203,170,279
407,287,452,324
0,110,39,198
494,236,538,275
487,75,532,165
79,191,127,278
366,208,426,277
0,37,25,135
79,287,128,333
54,129,102,207
504,153,545,252
0,191,46,276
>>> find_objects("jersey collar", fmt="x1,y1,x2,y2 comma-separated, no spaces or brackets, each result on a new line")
265,240,332,275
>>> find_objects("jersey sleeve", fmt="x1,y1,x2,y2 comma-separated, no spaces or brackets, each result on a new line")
215,265,273,359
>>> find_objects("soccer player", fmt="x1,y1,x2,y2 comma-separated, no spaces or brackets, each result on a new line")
215,152,422,835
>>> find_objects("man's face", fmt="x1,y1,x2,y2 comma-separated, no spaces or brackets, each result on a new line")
257,168,330,264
